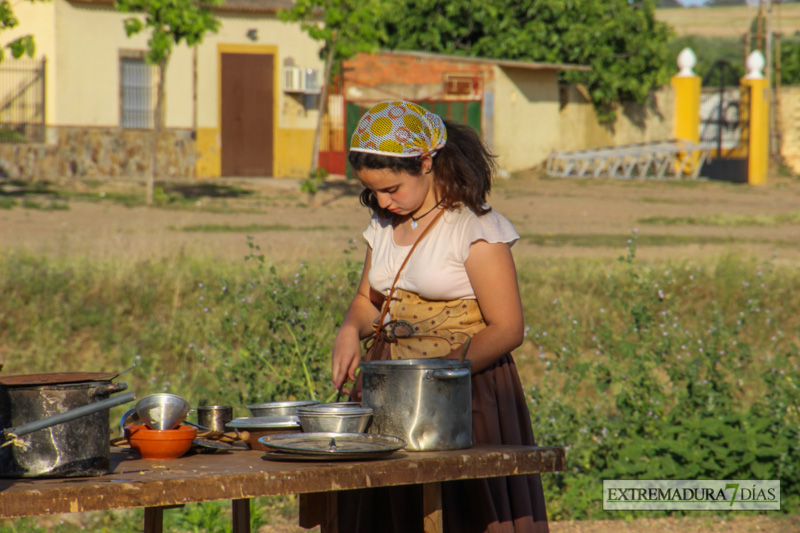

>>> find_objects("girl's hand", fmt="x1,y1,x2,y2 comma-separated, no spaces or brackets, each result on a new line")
331,325,362,392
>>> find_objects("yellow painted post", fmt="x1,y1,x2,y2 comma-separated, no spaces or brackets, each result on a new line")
741,51,770,185
671,48,701,174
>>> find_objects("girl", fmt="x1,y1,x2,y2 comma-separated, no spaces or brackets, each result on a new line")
332,100,549,533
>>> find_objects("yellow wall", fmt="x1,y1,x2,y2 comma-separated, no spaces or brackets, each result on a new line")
4,1,57,127
195,127,220,177
777,85,800,175
488,66,674,172
196,16,324,177
275,127,315,177
556,86,674,154
490,67,561,171
14,0,324,177
194,43,320,178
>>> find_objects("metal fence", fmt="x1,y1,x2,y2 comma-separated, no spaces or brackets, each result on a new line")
0,58,45,143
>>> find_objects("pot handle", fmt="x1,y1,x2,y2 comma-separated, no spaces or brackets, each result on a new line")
91,382,129,397
1,391,136,440
428,368,471,380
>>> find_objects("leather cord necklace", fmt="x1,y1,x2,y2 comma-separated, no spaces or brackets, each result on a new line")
409,200,442,229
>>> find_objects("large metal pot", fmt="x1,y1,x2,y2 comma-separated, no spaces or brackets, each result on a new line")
361,358,472,451
0,372,130,478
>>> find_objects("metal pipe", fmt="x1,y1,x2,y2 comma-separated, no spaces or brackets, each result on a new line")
1,391,136,439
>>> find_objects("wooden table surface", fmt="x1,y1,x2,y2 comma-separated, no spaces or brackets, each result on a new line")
0,444,565,519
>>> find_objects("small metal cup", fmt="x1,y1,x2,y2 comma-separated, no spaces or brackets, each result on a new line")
197,405,234,433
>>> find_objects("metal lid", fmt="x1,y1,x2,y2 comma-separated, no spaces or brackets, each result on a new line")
258,432,406,459
360,358,472,370
226,416,300,429
297,404,373,416
0,372,117,387
246,400,319,409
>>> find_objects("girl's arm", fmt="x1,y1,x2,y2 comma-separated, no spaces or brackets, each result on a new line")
331,247,384,391
446,240,524,373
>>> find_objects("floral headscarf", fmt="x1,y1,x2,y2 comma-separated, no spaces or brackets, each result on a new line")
349,100,447,158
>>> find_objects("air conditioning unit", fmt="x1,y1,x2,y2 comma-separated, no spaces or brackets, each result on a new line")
283,66,305,92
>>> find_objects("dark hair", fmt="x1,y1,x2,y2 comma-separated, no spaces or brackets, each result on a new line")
349,119,495,219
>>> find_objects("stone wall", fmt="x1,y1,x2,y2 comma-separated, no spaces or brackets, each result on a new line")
778,85,800,175
0,127,196,183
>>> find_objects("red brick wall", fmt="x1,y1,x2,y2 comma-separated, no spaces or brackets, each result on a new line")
343,53,492,88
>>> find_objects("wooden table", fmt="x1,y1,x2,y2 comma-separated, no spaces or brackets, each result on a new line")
0,444,565,533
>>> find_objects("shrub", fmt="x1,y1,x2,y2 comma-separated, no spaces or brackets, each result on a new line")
528,234,800,519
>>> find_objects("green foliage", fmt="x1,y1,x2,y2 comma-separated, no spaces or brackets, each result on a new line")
0,0,48,63
0,128,28,142
190,238,362,405
381,0,674,123
278,0,385,67
1,243,799,525
780,37,800,86
528,234,800,519
114,0,221,65
300,166,329,196
667,36,745,86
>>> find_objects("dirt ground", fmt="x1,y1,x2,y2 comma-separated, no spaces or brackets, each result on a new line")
2,170,800,266
2,171,799,532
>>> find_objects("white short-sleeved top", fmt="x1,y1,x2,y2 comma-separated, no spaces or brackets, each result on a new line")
363,207,519,301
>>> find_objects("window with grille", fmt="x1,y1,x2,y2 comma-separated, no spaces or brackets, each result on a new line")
443,73,481,99
119,52,155,129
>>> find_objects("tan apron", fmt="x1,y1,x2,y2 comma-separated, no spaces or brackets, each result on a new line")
381,289,484,359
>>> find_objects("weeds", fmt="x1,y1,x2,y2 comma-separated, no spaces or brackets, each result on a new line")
639,212,800,227
525,233,800,519
176,223,351,233
1,240,798,527
518,232,798,248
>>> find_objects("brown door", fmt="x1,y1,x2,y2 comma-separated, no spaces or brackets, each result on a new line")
221,53,274,176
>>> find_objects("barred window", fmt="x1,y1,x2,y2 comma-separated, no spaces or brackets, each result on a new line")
119,52,155,129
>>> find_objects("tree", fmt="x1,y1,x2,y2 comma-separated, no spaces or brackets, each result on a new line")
0,0,50,62
779,37,800,85
656,0,684,7
279,0,385,180
382,0,674,124
114,0,221,205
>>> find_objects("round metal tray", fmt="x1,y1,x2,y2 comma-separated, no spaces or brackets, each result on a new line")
226,416,299,429
258,432,406,461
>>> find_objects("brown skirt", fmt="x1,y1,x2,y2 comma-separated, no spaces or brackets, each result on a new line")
338,350,549,533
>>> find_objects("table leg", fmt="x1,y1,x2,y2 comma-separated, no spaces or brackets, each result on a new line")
232,498,251,533
144,507,163,533
299,492,338,532
422,482,443,533
143,504,185,533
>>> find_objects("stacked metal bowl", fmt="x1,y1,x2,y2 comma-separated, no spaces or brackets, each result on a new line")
296,403,373,433
246,400,319,417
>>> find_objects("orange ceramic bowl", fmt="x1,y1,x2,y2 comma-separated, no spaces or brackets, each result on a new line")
126,424,197,460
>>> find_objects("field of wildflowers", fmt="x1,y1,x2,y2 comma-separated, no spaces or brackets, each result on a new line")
0,233,797,530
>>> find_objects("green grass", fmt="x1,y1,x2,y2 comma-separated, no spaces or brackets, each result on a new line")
519,232,798,248
638,196,724,205
639,212,800,227
0,247,797,525
174,223,352,233
20,198,42,209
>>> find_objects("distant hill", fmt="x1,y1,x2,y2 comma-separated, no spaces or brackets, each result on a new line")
656,3,800,37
